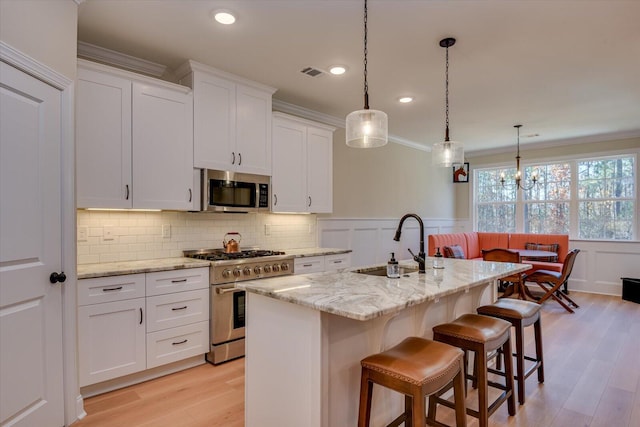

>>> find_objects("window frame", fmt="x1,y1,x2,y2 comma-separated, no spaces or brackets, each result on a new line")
472,150,638,241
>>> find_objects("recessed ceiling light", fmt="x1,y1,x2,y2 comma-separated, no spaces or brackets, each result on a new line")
398,97,413,103
329,65,346,75
212,9,236,25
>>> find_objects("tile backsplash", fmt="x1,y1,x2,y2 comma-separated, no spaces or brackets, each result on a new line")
77,210,318,265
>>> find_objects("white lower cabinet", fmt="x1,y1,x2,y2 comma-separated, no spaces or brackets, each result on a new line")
78,267,209,388
294,253,351,274
78,297,146,387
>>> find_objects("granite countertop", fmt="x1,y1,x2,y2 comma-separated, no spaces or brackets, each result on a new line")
77,257,211,279
237,258,531,321
284,247,352,258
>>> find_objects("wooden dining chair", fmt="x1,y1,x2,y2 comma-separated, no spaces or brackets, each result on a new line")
524,249,580,313
482,249,527,299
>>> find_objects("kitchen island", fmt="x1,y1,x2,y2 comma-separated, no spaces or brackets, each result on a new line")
238,257,530,427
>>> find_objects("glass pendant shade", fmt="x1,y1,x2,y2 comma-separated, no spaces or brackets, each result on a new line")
431,140,464,167
346,109,388,148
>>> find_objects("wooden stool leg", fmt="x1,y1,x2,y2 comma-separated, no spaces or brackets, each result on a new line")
514,323,526,405
502,338,516,416
476,350,489,427
453,363,468,427
358,369,373,427
412,386,426,427
405,395,413,427
534,317,545,383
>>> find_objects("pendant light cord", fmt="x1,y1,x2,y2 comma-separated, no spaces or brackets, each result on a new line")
363,0,369,109
444,44,450,141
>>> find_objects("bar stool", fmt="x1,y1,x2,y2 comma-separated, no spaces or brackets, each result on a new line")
431,314,516,427
476,298,544,405
358,336,467,427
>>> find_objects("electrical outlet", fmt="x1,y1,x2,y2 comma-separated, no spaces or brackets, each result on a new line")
162,224,171,238
264,224,271,236
103,225,114,241
78,226,88,242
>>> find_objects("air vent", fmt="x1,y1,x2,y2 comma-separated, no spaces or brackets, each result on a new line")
300,66,325,77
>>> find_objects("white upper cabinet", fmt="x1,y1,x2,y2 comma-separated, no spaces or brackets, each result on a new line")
272,113,335,213
76,60,194,210
177,60,276,175
76,67,132,208
132,82,193,210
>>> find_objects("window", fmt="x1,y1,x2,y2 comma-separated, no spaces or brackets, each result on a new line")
474,154,636,240
523,162,571,234
578,157,635,240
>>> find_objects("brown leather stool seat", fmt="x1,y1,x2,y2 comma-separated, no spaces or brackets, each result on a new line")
358,336,467,427
477,298,544,405
431,314,516,427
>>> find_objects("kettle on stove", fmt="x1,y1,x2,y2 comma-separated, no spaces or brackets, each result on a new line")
223,232,242,253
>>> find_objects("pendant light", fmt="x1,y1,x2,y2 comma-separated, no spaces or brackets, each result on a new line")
432,37,464,167
500,124,538,190
346,0,388,148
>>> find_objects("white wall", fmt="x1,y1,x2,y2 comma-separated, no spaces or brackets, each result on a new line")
0,0,77,79
331,128,457,219
77,210,318,264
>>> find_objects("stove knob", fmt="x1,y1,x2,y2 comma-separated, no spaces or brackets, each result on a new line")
254,266,262,274
272,264,280,272
233,267,242,277
243,267,252,276
263,265,272,273
281,263,289,271
222,269,232,279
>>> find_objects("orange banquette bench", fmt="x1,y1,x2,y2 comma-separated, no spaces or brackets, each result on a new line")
427,232,569,274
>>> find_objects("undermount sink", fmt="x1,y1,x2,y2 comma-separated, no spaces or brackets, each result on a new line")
353,266,419,277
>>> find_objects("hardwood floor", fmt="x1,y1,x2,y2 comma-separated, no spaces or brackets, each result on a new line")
73,293,640,427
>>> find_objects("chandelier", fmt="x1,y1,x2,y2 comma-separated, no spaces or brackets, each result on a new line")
500,124,538,190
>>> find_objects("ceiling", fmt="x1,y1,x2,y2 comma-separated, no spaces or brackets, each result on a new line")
77,0,640,155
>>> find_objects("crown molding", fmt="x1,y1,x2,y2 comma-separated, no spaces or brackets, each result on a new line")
465,130,640,158
77,41,167,77
0,41,72,89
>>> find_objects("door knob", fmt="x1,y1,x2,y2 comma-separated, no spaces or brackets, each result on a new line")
49,271,66,284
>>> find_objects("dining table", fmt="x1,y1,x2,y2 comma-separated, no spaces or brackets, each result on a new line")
493,248,558,300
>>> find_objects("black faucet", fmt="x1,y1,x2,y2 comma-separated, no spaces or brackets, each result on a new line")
393,213,426,273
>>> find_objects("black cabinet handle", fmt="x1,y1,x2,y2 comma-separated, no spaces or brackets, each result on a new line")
308,196,312,207
273,194,278,206
49,271,66,284
232,152,236,165
238,152,242,165
139,308,143,325
125,184,130,200
102,286,123,292
171,306,187,311
171,279,187,283
172,339,188,346
188,188,192,202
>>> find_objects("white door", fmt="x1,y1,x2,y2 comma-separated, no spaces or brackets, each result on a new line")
0,62,64,426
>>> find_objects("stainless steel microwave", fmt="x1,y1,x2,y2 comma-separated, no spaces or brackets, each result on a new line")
201,170,270,213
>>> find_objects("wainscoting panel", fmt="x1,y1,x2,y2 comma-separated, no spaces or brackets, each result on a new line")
319,219,640,297
318,218,468,267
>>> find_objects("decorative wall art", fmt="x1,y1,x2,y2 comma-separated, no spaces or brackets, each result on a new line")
453,162,469,183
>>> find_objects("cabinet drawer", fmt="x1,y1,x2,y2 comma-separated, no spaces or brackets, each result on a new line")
78,274,146,306
146,267,208,296
294,256,325,274
146,288,209,332
146,320,209,369
325,253,351,271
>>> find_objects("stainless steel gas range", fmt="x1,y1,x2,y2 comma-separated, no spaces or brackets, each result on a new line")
183,249,294,364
